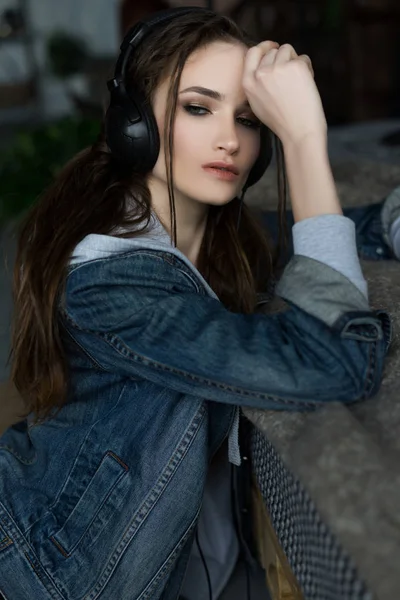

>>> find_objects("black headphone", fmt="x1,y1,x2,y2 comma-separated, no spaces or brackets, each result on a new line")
105,6,273,190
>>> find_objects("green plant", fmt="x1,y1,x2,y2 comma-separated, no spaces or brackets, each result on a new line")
0,116,100,223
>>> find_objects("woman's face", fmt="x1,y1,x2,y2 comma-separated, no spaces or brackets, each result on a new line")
150,40,261,210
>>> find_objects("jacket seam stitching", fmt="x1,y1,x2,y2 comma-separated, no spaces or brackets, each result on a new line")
59,310,349,409
105,332,319,408
67,249,206,294
83,405,206,599
361,340,376,399
139,512,200,600
60,322,108,372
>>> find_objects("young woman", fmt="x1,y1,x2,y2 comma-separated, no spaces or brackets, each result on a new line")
0,7,394,600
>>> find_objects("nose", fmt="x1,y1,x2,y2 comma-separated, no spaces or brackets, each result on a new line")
214,115,240,155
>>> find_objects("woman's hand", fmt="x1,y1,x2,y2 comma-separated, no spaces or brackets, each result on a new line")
243,42,341,221
242,42,327,148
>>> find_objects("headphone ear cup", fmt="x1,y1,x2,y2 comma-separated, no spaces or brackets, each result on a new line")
245,126,273,189
105,86,160,172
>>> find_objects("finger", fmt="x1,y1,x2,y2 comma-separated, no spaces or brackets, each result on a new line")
273,44,298,64
256,40,280,53
298,54,314,77
243,42,279,76
259,48,279,67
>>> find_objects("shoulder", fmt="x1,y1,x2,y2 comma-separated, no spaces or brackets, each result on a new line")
62,249,206,331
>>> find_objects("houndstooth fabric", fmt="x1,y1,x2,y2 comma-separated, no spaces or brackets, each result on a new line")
251,428,373,600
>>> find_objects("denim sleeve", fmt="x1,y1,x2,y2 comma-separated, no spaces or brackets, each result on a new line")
381,186,400,258
62,254,390,411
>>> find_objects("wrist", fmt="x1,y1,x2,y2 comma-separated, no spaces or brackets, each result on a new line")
281,131,342,223
281,130,328,156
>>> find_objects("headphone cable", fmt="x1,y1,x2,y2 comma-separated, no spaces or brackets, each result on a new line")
195,528,213,600
195,531,252,600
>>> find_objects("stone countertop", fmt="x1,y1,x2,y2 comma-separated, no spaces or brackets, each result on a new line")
245,158,400,600
246,158,400,210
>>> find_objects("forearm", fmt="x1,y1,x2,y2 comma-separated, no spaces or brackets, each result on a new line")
280,133,367,299
283,134,342,223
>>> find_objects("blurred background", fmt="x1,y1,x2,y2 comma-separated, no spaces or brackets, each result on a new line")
1,0,400,384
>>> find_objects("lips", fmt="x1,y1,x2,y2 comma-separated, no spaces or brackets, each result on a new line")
202,161,239,175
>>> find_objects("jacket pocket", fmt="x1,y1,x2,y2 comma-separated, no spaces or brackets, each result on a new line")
49,450,129,557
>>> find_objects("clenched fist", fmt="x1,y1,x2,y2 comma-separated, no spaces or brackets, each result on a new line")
242,42,327,147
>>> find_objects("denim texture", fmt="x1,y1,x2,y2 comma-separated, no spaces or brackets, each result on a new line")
0,204,391,600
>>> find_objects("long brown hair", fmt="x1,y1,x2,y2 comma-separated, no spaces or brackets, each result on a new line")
10,10,287,424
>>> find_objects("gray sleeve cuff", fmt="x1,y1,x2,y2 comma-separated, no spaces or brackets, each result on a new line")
292,214,368,299
276,255,370,327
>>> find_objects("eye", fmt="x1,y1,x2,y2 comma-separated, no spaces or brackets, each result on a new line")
183,104,260,129
183,104,210,116
237,116,261,129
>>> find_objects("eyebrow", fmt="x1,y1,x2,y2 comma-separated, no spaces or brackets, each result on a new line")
179,86,250,107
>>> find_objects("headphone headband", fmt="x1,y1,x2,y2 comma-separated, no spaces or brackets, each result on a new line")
111,7,211,89
105,6,273,185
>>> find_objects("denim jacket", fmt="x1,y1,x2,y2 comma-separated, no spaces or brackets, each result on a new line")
0,213,391,600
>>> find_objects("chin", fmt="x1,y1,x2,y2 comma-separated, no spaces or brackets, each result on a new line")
180,180,243,206
182,192,238,207
206,194,238,207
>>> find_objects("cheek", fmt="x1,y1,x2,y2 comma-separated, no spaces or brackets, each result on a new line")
245,132,261,168
173,118,206,161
